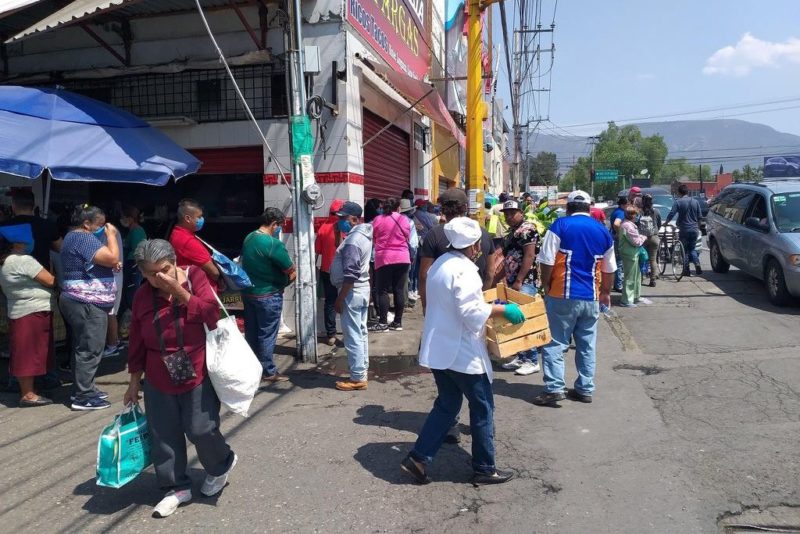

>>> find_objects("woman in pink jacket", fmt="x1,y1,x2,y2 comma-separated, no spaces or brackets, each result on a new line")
370,197,411,332
619,206,649,307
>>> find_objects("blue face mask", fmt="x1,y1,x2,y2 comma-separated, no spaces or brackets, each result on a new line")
338,219,353,234
195,216,205,232
273,227,282,238
93,227,105,238
23,242,34,255
376,208,384,215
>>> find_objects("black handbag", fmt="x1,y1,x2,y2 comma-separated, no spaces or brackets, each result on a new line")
152,290,196,385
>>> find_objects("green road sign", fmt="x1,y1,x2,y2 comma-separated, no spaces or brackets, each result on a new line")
595,169,619,182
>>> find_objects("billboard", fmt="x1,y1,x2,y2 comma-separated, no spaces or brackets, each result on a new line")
763,155,800,178
347,0,431,79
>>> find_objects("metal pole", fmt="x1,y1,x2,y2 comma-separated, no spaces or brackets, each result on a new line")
286,0,318,363
466,0,485,196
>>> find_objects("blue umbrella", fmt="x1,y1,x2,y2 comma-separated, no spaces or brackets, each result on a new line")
0,86,201,185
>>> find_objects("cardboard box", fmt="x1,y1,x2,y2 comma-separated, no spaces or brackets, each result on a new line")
483,283,551,362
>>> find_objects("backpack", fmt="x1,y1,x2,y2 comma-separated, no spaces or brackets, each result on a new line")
637,214,657,237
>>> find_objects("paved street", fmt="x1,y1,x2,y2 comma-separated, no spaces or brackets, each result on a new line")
2,254,800,533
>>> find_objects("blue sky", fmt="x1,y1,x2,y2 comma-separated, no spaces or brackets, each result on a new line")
492,0,800,137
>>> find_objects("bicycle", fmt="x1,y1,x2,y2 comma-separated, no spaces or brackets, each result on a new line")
656,225,686,281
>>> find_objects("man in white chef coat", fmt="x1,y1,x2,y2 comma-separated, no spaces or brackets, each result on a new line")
400,217,525,486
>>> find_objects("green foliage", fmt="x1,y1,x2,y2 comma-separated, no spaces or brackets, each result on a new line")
560,122,668,200
658,158,712,185
525,199,559,234
527,151,559,186
732,165,764,182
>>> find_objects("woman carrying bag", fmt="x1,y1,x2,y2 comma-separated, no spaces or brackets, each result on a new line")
618,207,648,308
124,239,236,519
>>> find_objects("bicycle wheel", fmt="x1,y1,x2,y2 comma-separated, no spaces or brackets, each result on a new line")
657,238,669,275
671,240,686,281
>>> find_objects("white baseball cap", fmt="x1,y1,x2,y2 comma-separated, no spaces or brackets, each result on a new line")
444,217,482,249
567,190,591,205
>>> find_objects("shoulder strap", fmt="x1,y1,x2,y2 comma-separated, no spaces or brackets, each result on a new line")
186,266,230,319
151,290,185,356
389,213,409,241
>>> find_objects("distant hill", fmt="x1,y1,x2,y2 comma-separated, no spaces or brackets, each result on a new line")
528,119,800,173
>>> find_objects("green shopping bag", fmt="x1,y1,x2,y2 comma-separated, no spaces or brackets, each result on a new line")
96,404,152,488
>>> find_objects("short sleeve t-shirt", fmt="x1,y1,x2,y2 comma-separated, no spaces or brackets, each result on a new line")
0,254,53,319
315,219,341,273
419,223,494,281
0,215,60,267
241,231,294,296
502,221,540,287
169,225,212,268
537,214,616,301
124,225,147,261
60,231,116,307
610,207,626,236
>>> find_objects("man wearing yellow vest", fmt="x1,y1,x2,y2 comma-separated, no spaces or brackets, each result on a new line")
487,192,510,250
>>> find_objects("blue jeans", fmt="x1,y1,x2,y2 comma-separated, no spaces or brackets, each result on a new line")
409,254,420,293
243,292,283,376
680,229,700,268
340,286,370,381
613,239,624,289
541,296,600,395
411,369,496,475
516,283,539,364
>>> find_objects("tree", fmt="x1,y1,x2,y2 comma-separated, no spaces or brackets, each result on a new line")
560,122,668,200
733,164,764,182
658,158,711,185
527,151,559,186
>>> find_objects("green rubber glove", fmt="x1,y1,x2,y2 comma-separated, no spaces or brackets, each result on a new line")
503,302,525,324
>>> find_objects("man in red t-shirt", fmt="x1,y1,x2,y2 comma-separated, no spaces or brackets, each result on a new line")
169,199,220,284
589,200,607,224
315,199,344,345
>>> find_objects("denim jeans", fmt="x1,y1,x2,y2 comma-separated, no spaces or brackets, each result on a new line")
541,296,600,395
613,239,624,289
410,369,496,475
320,271,338,337
340,286,370,381
409,254,420,293
680,229,700,268
59,297,108,400
516,283,539,364
243,292,283,376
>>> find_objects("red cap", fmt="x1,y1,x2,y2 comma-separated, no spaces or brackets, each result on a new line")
329,198,345,215
630,186,641,194
414,199,426,207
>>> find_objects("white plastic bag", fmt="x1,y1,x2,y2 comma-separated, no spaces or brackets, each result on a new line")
205,297,262,417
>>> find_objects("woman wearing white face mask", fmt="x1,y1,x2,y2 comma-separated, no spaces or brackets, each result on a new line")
59,205,120,411
0,225,56,407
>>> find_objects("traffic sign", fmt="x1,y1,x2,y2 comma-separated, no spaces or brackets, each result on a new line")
594,169,618,182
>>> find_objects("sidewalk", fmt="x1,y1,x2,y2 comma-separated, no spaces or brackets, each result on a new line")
0,301,712,533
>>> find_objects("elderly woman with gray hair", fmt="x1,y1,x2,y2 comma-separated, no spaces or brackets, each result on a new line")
124,239,237,518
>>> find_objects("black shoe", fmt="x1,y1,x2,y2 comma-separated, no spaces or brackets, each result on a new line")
681,268,691,277
612,286,622,293
369,323,389,333
471,469,515,486
695,265,703,276
19,396,53,408
388,321,403,331
566,389,593,403
532,391,566,406
443,433,461,445
649,279,656,288
400,455,431,485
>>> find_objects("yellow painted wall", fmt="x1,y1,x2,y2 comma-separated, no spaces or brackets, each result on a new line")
431,124,461,201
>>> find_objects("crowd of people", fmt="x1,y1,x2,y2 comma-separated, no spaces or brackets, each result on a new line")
0,180,706,514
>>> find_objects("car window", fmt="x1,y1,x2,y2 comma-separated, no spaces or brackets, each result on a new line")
727,192,755,224
771,192,800,233
745,195,769,227
710,189,734,214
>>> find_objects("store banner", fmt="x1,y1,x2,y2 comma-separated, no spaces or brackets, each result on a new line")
347,0,430,78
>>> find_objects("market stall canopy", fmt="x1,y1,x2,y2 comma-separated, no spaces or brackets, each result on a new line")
0,86,201,185
359,58,466,148
6,0,129,42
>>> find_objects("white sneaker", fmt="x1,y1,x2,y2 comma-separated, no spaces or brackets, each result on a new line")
515,362,541,375
501,356,523,370
636,297,653,305
201,454,238,497
152,489,192,518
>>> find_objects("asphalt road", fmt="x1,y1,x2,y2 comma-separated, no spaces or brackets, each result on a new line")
2,254,799,533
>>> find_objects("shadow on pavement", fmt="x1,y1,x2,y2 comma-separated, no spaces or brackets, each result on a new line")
353,404,427,434
354,441,473,485
491,377,547,405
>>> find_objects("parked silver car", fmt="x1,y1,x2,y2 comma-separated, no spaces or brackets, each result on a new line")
706,180,800,305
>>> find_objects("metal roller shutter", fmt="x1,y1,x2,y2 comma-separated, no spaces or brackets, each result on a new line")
362,108,411,201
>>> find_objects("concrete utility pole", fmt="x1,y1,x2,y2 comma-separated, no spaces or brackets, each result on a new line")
588,135,599,198
511,15,522,196
286,0,319,363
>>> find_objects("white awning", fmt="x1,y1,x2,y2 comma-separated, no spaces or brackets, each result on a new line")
0,0,46,20
7,0,131,42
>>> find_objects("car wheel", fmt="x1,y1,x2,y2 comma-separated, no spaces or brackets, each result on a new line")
765,259,791,307
709,238,730,274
